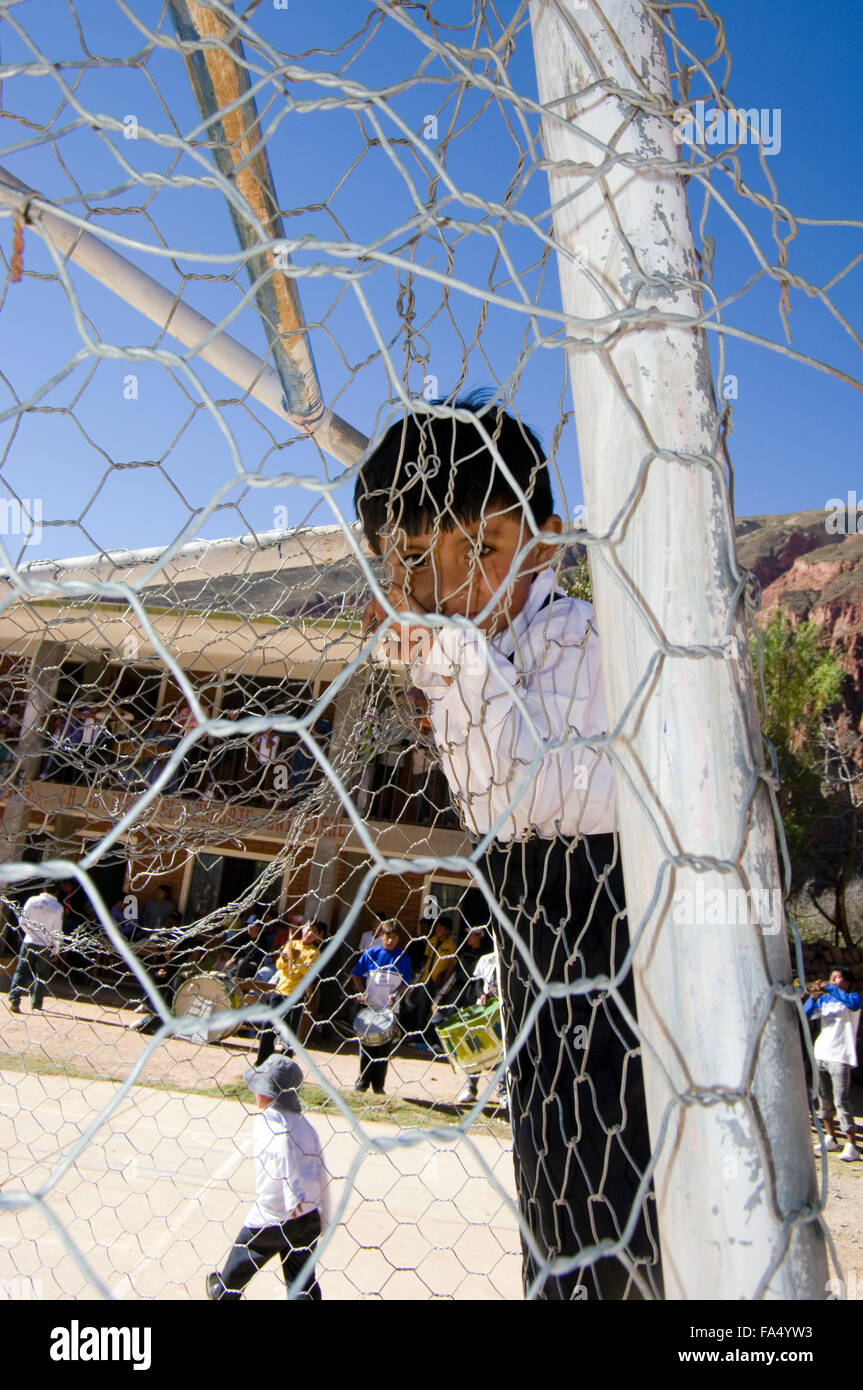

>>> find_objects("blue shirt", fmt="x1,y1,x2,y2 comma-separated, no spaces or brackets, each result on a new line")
804,984,862,1066
353,945,412,986
803,984,861,1018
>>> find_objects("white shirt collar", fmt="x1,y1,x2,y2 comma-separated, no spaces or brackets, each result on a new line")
492,567,557,661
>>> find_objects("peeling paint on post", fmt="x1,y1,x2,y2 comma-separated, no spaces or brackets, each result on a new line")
530,0,827,1298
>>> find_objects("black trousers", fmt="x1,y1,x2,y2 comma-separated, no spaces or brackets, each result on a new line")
255,995,302,1067
356,1039,393,1092
485,833,662,1301
399,984,433,1036
9,944,54,1009
213,1211,322,1300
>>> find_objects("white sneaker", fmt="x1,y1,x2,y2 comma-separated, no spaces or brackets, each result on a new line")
820,1136,839,1152
457,1081,477,1104
839,1143,860,1162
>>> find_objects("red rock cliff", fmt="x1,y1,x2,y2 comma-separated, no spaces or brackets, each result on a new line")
735,509,863,733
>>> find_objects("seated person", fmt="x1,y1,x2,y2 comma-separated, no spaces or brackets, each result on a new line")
110,897,148,944
141,885,177,931
224,915,273,981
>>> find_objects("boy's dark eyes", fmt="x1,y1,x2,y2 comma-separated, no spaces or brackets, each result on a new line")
400,544,492,564
397,539,494,570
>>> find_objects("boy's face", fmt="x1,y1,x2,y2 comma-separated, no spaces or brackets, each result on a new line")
380,505,562,637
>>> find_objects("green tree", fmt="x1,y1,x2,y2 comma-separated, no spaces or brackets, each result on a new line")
810,715,863,947
562,551,592,602
751,610,849,939
754,611,844,757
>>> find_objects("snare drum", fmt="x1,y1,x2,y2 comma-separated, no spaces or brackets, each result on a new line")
173,971,245,1043
437,1000,503,1076
353,1004,397,1048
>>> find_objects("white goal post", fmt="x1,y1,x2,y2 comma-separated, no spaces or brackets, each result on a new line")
530,0,827,1297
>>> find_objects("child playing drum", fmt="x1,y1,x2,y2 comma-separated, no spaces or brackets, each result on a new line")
247,920,326,1066
452,950,508,1111
350,920,411,1095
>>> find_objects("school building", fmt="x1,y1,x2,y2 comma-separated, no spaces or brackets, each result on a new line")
0,525,487,946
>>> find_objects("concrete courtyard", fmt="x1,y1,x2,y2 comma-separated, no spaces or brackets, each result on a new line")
0,994,521,1301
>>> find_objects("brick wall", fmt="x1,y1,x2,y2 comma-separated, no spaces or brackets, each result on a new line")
126,853,188,916
365,870,428,940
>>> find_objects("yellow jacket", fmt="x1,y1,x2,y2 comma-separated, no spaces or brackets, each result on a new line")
274,940,320,997
420,936,457,986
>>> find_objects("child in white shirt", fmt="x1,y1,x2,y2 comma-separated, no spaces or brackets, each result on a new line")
206,1056,330,1300
356,394,662,1300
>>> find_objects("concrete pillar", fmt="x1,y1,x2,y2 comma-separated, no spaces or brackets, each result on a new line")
0,640,65,864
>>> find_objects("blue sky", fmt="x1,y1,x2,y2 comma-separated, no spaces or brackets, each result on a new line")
0,0,860,565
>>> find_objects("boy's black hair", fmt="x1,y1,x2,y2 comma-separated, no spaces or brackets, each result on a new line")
354,390,554,554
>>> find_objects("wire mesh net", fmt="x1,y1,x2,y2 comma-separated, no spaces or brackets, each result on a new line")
0,0,858,1301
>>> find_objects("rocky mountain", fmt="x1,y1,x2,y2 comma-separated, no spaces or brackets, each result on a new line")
128,508,863,734
735,509,863,731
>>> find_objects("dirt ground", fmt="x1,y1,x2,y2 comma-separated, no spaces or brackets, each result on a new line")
0,980,493,1109
820,1086,863,1294
1,980,861,1299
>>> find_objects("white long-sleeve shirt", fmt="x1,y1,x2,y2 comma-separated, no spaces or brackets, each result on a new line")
247,1107,331,1231
473,952,499,997
18,893,64,953
409,568,615,841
